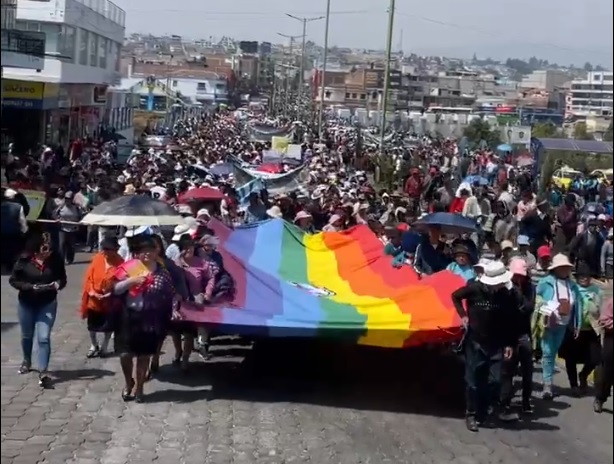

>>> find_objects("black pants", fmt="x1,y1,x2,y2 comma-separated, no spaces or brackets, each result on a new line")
595,332,613,403
500,334,533,406
465,337,503,418
564,330,601,388
58,230,76,264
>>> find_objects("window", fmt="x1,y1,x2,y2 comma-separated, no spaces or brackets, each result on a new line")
59,25,76,62
360,94,366,100
196,82,207,91
40,23,61,56
89,33,98,67
98,36,107,68
351,93,357,99
172,80,178,87
1,3,16,30
114,42,121,72
79,29,89,65
345,92,350,98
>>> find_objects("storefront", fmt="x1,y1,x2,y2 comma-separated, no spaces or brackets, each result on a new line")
42,84,106,148
1,79,46,153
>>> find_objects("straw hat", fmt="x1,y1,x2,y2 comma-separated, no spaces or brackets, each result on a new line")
266,205,283,219
547,253,573,271
480,261,513,286
293,210,312,222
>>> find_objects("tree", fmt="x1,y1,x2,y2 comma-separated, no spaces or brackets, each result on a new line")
604,122,613,142
573,121,593,140
463,119,501,148
583,62,594,72
531,122,562,138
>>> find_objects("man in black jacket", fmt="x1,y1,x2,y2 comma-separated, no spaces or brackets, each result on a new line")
451,261,518,432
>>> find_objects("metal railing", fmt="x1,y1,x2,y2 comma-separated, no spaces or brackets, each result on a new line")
0,29,45,58
74,0,125,27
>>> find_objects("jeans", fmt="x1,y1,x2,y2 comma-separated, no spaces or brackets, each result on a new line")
501,334,534,405
541,324,568,386
465,337,503,418
595,332,613,403
58,230,76,264
17,300,58,372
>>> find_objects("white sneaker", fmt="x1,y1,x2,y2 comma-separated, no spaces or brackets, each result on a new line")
498,409,519,422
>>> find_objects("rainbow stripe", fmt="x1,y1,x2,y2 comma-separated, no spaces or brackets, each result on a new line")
182,219,465,348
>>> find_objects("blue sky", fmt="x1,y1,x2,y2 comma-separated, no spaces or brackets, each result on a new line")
112,0,613,67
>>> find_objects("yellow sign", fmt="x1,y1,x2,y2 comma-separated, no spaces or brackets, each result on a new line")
2,79,44,100
272,136,289,153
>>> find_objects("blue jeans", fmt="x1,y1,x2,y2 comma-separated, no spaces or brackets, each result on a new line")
17,300,58,372
541,324,567,386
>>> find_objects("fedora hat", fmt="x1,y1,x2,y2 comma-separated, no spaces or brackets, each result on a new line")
547,253,573,271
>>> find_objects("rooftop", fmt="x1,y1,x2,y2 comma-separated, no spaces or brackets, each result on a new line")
537,137,613,153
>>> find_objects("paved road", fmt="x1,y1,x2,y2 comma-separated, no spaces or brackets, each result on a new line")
1,256,612,464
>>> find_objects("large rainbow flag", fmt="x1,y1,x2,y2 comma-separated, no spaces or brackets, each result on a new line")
181,219,465,348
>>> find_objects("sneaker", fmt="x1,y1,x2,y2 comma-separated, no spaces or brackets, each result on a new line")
593,399,604,414
465,415,479,432
18,361,31,375
498,408,520,422
542,385,554,400
570,386,581,398
38,375,52,389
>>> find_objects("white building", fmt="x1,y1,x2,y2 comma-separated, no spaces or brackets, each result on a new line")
566,71,613,117
1,0,126,151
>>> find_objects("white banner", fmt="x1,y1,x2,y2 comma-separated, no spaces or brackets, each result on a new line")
503,126,532,145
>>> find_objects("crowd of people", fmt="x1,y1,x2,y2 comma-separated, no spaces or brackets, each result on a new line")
1,109,612,431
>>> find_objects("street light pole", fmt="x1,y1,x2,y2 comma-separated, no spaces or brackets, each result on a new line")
277,32,302,119
317,0,331,142
286,14,325,122
379,0,396,152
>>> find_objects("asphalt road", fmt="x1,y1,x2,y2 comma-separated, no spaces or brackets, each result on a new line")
1,255,612,464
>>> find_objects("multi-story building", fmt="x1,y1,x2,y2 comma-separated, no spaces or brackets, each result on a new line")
566,71,613,117
1,0,125,151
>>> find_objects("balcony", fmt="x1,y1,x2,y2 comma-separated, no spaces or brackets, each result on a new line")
1,28,45,70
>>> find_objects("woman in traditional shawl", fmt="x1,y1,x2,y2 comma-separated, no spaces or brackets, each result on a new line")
80,237,124,358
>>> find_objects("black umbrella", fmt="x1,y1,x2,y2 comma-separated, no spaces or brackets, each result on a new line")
81,195,185,227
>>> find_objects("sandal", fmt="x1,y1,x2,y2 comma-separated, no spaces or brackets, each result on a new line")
18,361,31,375
121,379,135,402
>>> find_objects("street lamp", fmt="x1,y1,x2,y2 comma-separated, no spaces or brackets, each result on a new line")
317,0,331,142
286,13,325,121
277,32,302,119
379,0,396,152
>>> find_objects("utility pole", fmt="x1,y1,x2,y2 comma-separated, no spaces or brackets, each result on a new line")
286,13,325,122
379,0,396,152
317,0,331,142
277,32,302,119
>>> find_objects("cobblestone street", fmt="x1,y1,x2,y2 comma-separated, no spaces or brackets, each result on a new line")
1,256,613,464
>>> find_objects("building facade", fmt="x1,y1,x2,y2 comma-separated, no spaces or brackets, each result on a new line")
566,71,613,117
1,0,125,151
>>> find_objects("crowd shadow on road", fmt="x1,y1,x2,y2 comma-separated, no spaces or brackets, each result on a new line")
52,367,115,385
151,337,569,427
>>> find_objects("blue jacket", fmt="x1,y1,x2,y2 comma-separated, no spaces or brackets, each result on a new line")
535,275,583,330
